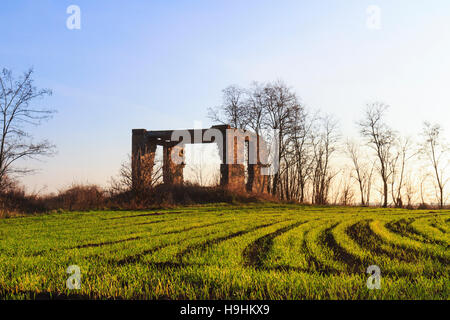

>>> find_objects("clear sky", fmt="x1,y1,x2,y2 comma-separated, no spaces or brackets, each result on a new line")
1,0,450,193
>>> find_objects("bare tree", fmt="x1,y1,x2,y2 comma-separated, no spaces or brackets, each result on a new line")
345,140,375,206
207,85,248,129
358,102,396,207
310,115,340,205
208,81,301,197
243,82,267,188
260,81,300,196
0,68,55,192
337,170,355,206
243,82,265,136
419,122,449,209
404,173,419,208
110,154,163,195
417,171,431,207
290,108,315,203
389,137,416,208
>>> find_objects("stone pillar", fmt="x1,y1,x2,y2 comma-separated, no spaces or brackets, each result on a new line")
220,128,245,191
163,144,185,185
246,134,268,194
247,164,268,193
220,164,245,191
132,129,156,191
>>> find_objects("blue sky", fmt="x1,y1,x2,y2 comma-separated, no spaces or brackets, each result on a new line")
1,0,450,192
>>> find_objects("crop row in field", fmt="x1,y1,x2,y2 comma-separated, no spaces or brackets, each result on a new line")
0,204,448,299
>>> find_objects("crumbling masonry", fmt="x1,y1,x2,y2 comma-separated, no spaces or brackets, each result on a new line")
132,125,268,193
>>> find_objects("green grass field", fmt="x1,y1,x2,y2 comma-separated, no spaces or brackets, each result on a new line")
0,204,448,300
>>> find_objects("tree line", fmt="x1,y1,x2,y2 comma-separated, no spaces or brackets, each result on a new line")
0,69,448,209
208,81,449,208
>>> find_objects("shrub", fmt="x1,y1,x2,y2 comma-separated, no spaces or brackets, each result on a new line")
0,186,46,216
44,184,106,211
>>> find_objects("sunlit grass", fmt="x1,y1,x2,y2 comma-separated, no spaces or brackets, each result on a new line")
0,203,448,299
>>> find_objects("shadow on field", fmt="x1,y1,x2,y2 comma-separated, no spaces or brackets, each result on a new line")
73,236,142,249
243,220,305,268
106,220,283,267
160,221,228,235
347,220,449,265
175,221,282,263
322,224,363,273
386,219,448,247
107,211,183,220
132,219,167,226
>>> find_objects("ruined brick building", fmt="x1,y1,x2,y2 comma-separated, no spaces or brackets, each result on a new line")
132,125,269,193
